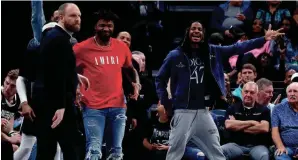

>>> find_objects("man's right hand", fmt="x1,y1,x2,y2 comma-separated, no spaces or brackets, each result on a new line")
275,146,288,156
20,101,36,122
9,134,21,144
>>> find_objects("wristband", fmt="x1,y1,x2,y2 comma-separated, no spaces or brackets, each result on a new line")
8,131,16,137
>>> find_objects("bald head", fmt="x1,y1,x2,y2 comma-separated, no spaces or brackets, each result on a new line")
117,31,131,47
242,82,258,107
132,51,146,72
287,82,298,104
58,3,81,32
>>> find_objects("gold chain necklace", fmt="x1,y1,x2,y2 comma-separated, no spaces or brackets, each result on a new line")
93,36,110,48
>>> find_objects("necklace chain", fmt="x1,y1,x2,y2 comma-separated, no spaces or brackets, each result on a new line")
93,36,110,48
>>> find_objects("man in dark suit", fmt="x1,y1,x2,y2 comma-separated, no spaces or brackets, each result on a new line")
32,3,82,160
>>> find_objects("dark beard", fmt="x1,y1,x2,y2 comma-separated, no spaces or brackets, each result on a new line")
96,30,112,43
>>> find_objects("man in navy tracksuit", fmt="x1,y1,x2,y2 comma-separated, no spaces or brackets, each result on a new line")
155,22,283,160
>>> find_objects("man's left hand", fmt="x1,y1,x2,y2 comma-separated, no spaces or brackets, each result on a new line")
51,108,65,129
130,82,141,100
264,24,284,41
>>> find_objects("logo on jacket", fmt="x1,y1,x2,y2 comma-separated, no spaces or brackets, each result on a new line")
176,62,185,68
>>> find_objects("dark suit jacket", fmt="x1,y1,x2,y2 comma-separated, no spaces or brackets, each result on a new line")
33,26,78,118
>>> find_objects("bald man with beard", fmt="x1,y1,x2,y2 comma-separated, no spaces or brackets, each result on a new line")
32,3,82,160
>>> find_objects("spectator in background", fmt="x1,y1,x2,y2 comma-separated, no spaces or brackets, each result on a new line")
51,10,59,22
116,31,140,132
271,17,298,71
214,73,240,110
256,52,285,80
249,19,265,39
117,31,132,48
124,50,159,160
1,69,21,152
279,68,297,100
232,63,257,100
271,82,298,160
293,8,298,26
208,32,224,46
256,0,292,30
256,78,275,112
222,82,271,160
211,0,253,41
280,73,298,103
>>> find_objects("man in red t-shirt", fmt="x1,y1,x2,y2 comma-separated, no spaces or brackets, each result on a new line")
73,10,138,160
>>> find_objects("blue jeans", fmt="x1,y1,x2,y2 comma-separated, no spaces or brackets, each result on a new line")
222,143,269,160
28,143,37,160
275,147,297,160
184,146,206,160
83,107,127,160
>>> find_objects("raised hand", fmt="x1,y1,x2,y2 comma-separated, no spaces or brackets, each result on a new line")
264,24,284,41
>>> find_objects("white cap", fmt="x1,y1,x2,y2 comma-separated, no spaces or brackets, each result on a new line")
291,73,298,82
42,22,58,32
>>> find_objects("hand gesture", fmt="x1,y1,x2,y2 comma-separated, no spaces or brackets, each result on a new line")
1,118,8,127
275,146,288,156
264,24,284,41
157,144,169,150
236,14,246,21
51,108,65,129
9,134,21,144
20,102,36,122
78,74,90,91
273,94,281,105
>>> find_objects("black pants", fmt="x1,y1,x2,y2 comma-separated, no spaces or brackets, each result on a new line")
1,140,13,160
35,108,83,160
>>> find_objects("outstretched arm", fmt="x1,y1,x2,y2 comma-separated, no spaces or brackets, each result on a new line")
216,24,284,57
31,0,46,43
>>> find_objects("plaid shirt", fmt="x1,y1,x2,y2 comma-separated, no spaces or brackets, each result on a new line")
256,8,291,30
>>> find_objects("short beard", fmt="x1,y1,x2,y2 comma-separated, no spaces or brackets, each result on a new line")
64,22,79,32
96,31,111,43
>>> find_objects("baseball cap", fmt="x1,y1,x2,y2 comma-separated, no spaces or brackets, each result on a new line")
291,73,298,82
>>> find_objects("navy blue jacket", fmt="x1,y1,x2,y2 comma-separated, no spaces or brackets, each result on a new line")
155,37,266,111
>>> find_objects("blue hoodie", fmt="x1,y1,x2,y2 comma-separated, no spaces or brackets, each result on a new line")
155,37,266,112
